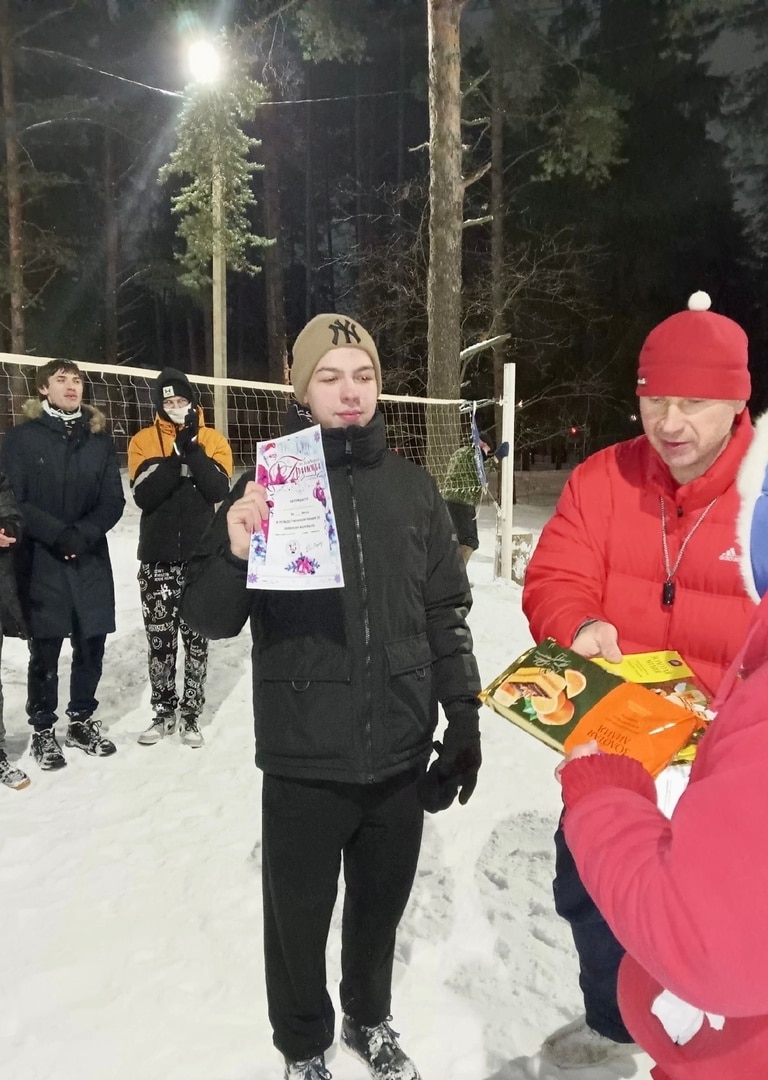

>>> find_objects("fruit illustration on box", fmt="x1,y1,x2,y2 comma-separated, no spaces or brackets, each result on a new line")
534,690,574,726
656,682,709,715
492,666,586,727
564,668,587,698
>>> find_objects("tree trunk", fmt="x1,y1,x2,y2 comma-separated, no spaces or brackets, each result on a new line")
324,149,337,311
354,65,364,263
393,12,407,354
154,293,163,368
236,275,245,378
397,13,406,193
170,304,180,368
490,0,506,438
261,103,288,384
0,0,24,354
304,69,314,322
426,0,466,476
104,126,119,365
187,313,201,375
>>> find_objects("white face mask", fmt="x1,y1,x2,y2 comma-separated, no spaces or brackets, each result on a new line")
165,405,192,426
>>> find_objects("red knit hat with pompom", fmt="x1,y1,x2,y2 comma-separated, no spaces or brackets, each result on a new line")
637,291,750,401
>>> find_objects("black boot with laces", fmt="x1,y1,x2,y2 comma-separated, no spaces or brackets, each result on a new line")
283,1053,332,1079
65,716,116,757
341,1016,421,1079
31,728,66,770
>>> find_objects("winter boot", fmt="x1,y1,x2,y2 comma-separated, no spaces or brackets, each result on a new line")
283,1054,332,1080
179,715,204,748
341,1016,421,1080
540,1015,639,1069
0,748,31,789
137,713,177,745
31,728,66,770
65,717,117,757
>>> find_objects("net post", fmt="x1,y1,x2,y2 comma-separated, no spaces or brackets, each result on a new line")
498,362,533,584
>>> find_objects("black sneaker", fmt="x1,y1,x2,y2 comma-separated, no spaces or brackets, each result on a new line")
341,1016,421,1079
31,728,67,770
283,1054,332,1080
0,748,31,789
65,717,117,757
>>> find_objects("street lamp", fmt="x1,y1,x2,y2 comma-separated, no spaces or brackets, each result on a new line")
187,40,222,83
187,39,228,440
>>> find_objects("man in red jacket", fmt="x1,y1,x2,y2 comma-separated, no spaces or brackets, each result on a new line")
522,291,756,1069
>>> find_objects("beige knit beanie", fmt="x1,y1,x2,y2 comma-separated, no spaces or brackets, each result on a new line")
290,314,381,403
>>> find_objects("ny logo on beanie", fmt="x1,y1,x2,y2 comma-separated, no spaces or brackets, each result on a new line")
328,318,362,347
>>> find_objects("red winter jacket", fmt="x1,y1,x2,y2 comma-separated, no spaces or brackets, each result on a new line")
561,594,768,1080
522,410,755,693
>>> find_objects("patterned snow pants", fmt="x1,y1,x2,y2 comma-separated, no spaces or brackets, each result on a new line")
138,562,208,720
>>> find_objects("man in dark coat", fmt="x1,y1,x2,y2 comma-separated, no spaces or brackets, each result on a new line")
181,314,482,1080
0,471,29,790
1,359,125,771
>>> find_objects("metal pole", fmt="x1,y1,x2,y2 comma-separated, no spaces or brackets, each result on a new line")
211,163,228,439
498,361,516,580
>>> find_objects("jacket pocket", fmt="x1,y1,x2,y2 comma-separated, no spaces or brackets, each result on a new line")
384,633,434,751
255,643,353,762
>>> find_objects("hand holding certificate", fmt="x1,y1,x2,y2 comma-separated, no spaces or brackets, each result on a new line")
227,481,271,560
246,425,345,590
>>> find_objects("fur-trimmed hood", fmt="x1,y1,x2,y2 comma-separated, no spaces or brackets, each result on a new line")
20,398,107,434
737,409,768,602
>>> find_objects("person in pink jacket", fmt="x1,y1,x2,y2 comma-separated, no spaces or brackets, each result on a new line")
522,292,756,1068
557,408,768,1080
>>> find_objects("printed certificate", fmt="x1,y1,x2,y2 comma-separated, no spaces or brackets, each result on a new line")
246,425,344,590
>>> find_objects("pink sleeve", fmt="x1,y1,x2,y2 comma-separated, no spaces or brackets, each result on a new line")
563,752,768,1017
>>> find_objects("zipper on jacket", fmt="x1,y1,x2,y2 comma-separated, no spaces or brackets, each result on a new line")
346,433,375,782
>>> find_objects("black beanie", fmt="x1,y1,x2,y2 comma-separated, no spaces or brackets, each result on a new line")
154,367,197,414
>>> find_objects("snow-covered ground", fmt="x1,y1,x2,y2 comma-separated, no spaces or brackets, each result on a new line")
1,475,655,1080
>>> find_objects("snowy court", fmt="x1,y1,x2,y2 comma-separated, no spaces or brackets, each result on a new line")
0,474,655,1080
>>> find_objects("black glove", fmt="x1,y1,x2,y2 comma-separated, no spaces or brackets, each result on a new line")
54,526,87,560
418,719,481,813
494,441,510,461
174,410,199,456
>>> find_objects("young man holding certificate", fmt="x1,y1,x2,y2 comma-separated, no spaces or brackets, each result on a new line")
181,314,482,1080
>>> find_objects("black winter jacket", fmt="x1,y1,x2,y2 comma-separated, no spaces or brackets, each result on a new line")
181,411,481,783
0,401,125,638
127,411,232,562
0,471,26,637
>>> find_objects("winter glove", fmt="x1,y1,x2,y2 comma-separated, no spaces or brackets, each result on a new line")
494,441,510,461
54,526,87,561
174,410,199,456
418,716,481,813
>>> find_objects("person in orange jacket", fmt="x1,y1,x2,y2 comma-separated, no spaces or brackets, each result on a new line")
128,368,232,749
